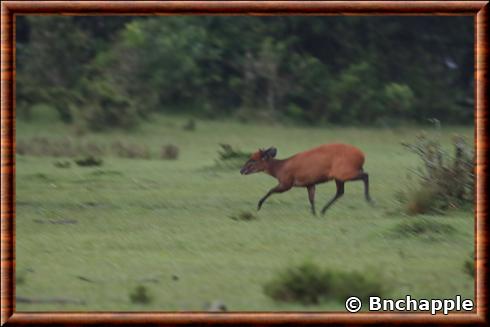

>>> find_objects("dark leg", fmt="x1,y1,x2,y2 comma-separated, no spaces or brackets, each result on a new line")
257,184,292,211
307,185,316,216
321,180,344,215
346,171,374,205
361,172,373,203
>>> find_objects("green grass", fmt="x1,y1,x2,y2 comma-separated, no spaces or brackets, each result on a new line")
15,115,474,311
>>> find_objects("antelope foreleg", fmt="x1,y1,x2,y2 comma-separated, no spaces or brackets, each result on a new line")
307,185,316,216
257,184,291,211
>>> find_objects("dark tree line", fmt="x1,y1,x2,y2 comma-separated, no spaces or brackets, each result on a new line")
16,16,473,130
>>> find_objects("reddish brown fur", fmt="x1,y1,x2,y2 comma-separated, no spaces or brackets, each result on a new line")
246,144,364,185
241,143,372,215
273,144,364,186
250,151,262,161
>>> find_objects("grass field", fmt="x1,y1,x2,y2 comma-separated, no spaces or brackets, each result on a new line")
15,114,474,311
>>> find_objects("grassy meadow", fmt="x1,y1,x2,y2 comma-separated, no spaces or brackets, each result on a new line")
15,112,475,311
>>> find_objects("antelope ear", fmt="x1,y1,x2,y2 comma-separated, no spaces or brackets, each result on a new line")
265,147,277,158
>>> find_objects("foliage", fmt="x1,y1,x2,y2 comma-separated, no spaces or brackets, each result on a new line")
217,144,250,161
263,262,333,304
160,144,179,160
76,77,138,131
214,144,251,170
263,262,389,305
74,155,103,167
16,16,473,129
400,126,474,214
16,272,26,285
129,285,152,304
381,83,415,118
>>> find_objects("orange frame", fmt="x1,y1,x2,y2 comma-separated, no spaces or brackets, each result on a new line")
1,1,488,325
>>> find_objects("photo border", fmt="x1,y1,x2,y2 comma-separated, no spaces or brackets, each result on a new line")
1,1,488,325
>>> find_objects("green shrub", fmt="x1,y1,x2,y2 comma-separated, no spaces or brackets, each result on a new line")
217,144,250,161
214,144,251,170
78,77,139,131
264,262,333,304
129,285,152,304
160,144,179,160
74,155,103,167
16,272,26,285
400,126,474,214
382,83,414,116
263,262,389,305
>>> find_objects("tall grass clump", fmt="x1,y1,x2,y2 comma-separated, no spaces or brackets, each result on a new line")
160,144,179,160
390,218,457,241
263,262,389,305
129,285,152,304
214,144,250,170
263,262,333,304
400,123,474,215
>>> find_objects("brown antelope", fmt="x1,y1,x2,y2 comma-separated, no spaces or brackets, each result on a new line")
240,144,373,215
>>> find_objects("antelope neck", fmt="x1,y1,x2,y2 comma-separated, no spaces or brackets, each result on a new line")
265,159,286,178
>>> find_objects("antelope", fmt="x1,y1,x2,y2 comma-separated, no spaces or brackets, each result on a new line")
240,144,373,215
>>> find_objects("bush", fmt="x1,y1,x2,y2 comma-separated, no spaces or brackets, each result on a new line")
160,144,179,160
264,262,333,304
16,272,26,285
77,77,139,131
129,285,152,304
214,144,250,170
217,144,250,161
400,125,474,214
263,262,389,305
74,155,103,167
382,83,415,116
